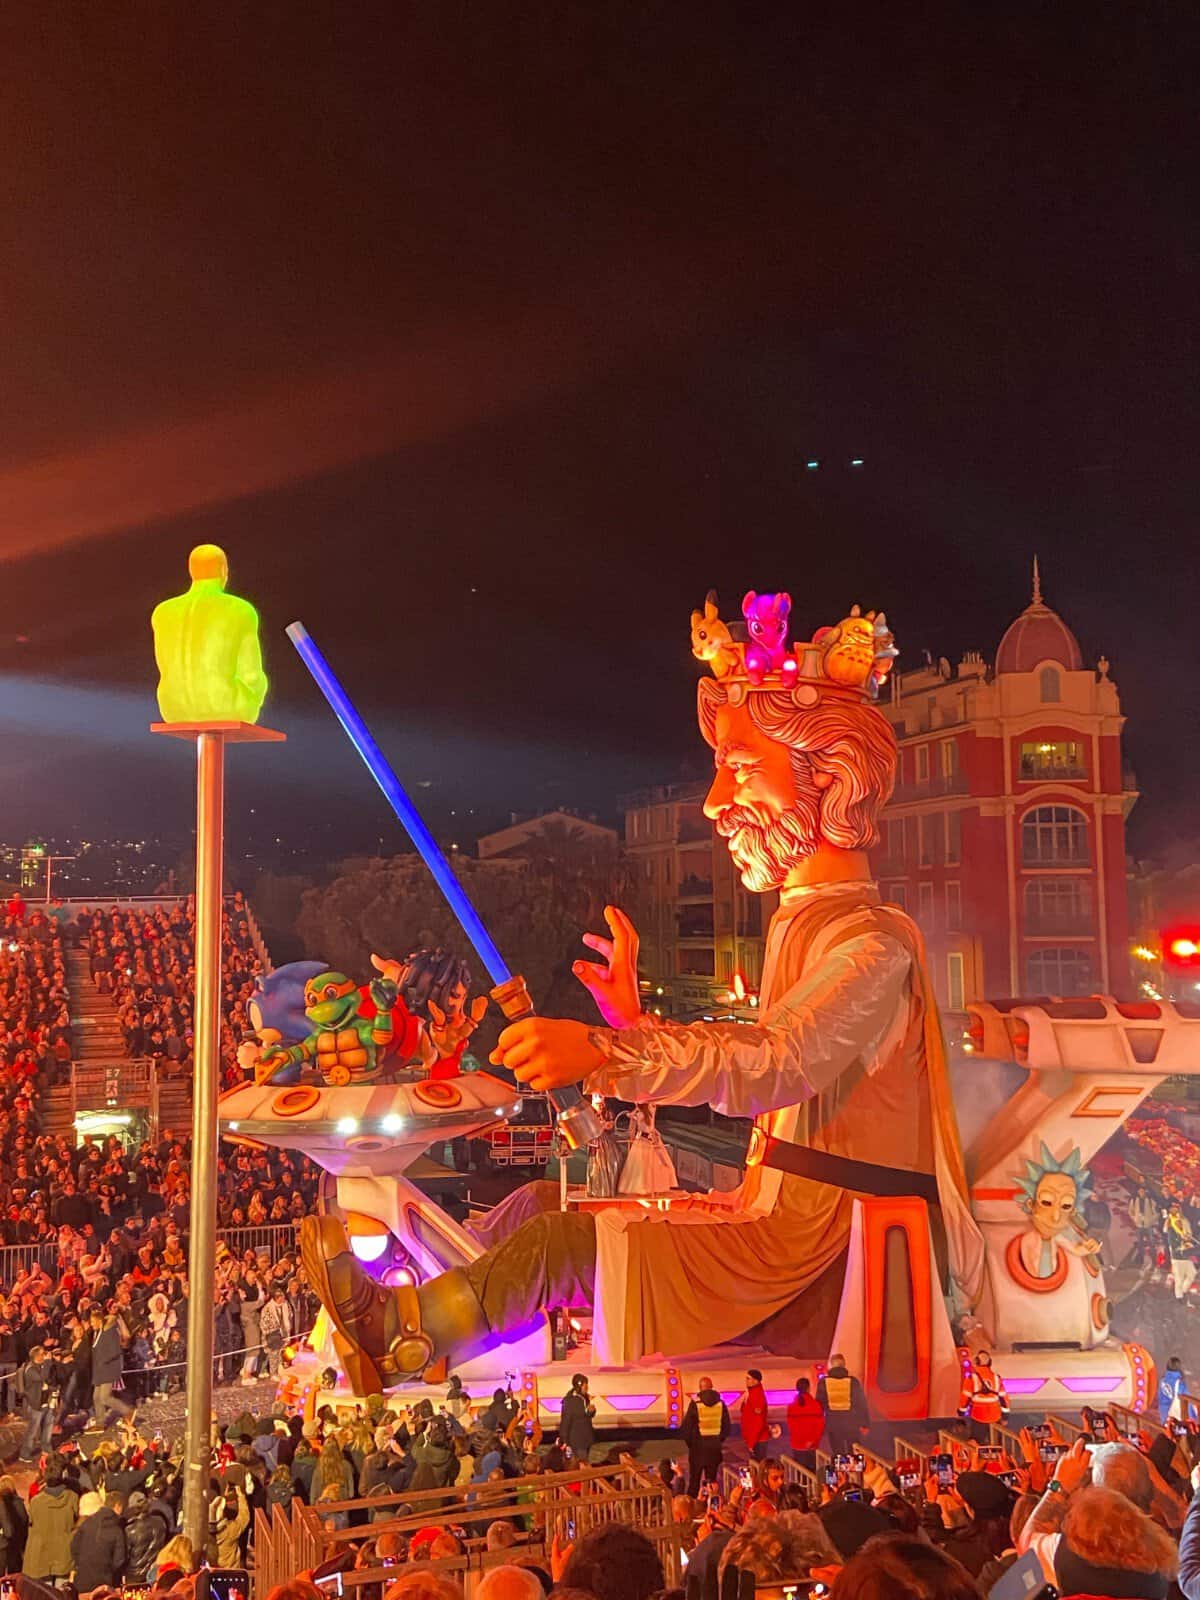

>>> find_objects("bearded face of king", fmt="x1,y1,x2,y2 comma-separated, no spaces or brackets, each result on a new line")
703,702,824,892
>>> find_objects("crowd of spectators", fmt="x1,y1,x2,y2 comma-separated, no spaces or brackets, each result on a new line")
80,891,262,1088
0,903,325,1429
1126,1111,1200,1211
28,1399,1190,1600
652,1409,1200,1598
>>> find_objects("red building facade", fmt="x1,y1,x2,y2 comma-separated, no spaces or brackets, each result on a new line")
871,566,1136,1010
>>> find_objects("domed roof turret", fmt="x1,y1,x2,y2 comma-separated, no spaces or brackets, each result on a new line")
995,558,1082,675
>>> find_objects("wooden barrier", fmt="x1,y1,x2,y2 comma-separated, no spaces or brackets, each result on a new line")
251,1460,680,1599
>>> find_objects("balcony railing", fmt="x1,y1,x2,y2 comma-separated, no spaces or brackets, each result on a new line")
1019,762,1088,782
872,857,908,878
1025,912,1094,936
890,772,970,803
677,818,712,844
1022,850,1090,868
678,875,714,899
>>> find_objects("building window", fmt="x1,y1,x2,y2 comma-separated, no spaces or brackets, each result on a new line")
947,952,965,1011
944,810,961,865
905,816,918,862
1019,740,1086,781
940,739,959,780
1021,804,1088,866
885,882,908,912
1040,666,1061,703
946,881,962,931
918,815,932,866
718,951,733,982
916,744,930,784
887,818,905,864
918,881,934,924
1025,946,1093,995
1024,877,1090,935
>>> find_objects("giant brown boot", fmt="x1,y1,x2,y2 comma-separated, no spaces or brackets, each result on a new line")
300,1214,488,1385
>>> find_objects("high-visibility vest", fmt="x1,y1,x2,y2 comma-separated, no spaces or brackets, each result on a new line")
960,1367,1007,1423
824,1375,852,1413
695,1399,724,1438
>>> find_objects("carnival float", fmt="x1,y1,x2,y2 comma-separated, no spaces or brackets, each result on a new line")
179,564,1195,1424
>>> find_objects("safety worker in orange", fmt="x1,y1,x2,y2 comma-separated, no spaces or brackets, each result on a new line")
959,1349,1009,1441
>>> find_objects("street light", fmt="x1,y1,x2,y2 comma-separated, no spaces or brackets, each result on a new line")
44,854,76,902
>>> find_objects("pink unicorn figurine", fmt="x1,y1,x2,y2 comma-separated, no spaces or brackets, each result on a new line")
742,591,798,685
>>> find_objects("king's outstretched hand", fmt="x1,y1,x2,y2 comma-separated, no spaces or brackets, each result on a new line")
490,1017,604,1092
572,905,643,1029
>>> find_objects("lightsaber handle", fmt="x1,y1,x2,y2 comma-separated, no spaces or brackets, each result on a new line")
491,975,605,1150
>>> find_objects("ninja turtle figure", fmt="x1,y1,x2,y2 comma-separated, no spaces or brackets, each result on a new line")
258,970,398,1086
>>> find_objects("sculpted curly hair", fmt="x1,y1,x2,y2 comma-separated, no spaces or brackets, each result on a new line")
696,681,897,851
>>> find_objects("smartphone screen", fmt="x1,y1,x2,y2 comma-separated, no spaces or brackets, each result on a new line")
204,1572,252,1600
932,1451,954,1490
978,1444,1002,1463
823,1466,838,1489
1038,1442,1058,1464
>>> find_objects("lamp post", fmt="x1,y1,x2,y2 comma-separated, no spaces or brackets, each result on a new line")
44,854,75,902
150,543,282,1551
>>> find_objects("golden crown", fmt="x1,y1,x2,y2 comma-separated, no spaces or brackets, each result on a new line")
690,590,898,706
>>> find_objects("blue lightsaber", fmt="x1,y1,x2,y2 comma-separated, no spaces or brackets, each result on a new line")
286,621,603,1149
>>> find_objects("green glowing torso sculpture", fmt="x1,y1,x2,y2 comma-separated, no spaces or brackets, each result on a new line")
152,545,268,724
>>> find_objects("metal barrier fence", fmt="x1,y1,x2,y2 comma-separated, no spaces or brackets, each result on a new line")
0,1221,302,1287
218,1222,303,1262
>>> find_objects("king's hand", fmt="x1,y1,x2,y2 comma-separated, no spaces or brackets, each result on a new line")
490,1017,605,1092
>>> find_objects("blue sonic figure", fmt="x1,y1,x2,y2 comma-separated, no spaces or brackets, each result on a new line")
238,960,327,1085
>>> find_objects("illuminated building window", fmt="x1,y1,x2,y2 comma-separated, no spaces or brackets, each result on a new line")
1019,740,1086,780
915,744,930,784
1026,945,1092,995
1021,805,1088,866
1040,667,1062,703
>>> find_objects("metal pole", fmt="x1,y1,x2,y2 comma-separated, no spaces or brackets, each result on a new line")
182,730,225,1552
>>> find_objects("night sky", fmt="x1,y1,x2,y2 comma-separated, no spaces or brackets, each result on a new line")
1,9,1197,861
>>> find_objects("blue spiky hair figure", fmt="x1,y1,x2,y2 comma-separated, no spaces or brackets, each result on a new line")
249,960,328,1044
1014,1141,1093,1234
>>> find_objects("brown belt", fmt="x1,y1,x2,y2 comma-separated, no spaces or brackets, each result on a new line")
757,1133,940,1205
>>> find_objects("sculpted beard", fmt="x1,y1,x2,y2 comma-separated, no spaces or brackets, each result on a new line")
715,770,822,892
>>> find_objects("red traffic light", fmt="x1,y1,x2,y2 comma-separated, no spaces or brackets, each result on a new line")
1164,929,1200,967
